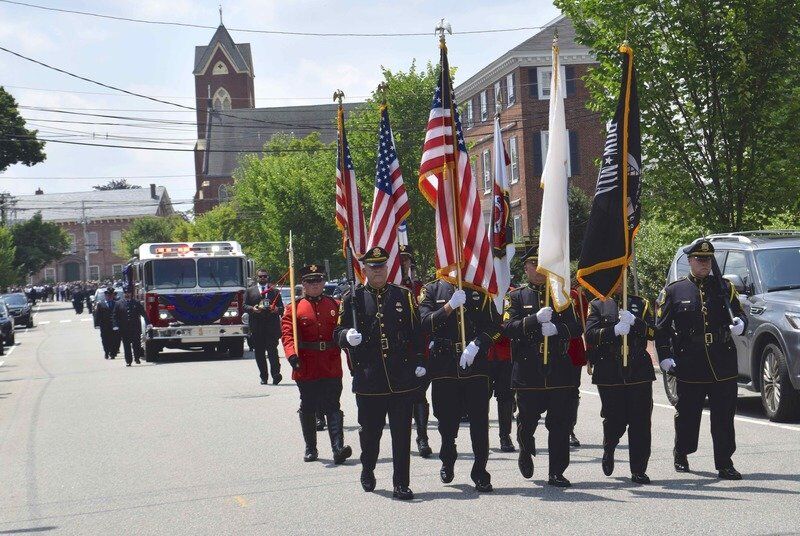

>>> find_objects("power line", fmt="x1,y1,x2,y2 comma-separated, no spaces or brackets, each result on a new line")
0,0,550,38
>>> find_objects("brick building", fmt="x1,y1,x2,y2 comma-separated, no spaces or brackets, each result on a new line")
10,185,174,283
454,15,603,244
193,24,358,214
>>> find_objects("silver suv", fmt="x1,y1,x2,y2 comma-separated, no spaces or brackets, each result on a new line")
664,230,800,421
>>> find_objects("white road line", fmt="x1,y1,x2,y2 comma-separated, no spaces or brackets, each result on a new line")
59,319,72,323
580,389,800,432
80,318,92,322
38,321,50,325
0,360,4,367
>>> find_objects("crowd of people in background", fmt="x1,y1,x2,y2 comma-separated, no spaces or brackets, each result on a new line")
8,280,124,313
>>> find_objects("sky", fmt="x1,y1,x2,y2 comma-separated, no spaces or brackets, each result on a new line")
0,0,561,213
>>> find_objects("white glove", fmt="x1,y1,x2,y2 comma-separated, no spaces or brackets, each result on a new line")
541,322,558,337
415,366,427,377
613,321,631,337
619,309,635,325
346,328,362,347
459,340,479,369
660,358,676,373
447,290,467,310
729,317,745,336
112,327,119,331
535,306,553,324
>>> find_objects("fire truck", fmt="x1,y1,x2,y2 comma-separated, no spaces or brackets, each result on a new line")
126,241,254,361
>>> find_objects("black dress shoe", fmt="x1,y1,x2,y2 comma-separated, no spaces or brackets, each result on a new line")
126,363,131,367
718,467,742,480
417,437,433,458
602,447,615,476
474,479,493,493
134,358,140,364
392,486,414,500
674,455,690,473
440,463,454,484
569,432,581,448
273,373,282,385
548,474,571,487
361,469,376,492
631,473,651,484
333,445,352,465
260,378,268,385
499,435,516,453
104,354,109,360
518,450,533,479
303,447,318,462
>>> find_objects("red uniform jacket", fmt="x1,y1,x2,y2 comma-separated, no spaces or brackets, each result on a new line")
281,295,343,382
568,287,588,367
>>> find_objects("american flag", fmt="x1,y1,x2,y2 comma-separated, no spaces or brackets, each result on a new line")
334,105,366,282
418,43,497,295
367,106,410,284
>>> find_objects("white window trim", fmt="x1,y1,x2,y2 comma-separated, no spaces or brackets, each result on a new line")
540,130,572,177
66,232,76,254
466,101,473,129
112,264,123,277
44,267,56,281
212,61,229,75
480,91,488,121
482,149,492,193
86,231,99,253
89,265,100,280
512,214,522,242
212,87,232,111
506,73,516,106
538,65,568,100
494,82,502,113
509,137,519,184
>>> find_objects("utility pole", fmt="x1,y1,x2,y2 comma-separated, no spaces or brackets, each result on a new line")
81,200,90,280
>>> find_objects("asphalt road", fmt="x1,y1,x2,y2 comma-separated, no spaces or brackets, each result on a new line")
1,302,799,535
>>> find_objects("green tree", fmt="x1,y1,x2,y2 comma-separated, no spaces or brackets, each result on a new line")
634,218,704,302
116,216,185,258
93,179,141,190
177,204,240,242
556,0,800,231
0,226,19,289
345,62,439,275
232,133,342,276
0,86,46,173
11,212,69,276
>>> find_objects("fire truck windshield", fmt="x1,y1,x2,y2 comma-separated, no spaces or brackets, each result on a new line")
147,259,197,289
198,258,243,288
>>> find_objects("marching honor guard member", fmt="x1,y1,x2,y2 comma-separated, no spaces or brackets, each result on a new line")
335,247,426,500
585,282,655,484
244,269,284,385
282,264,351,465
502,247,581,487
399,244,432,458
419,272,501,493
655,239,747,480
94,287,120,359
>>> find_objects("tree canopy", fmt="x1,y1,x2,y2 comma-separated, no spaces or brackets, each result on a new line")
93,179,141,191
11,212,69,276
116,215,185,258
0,86,46,173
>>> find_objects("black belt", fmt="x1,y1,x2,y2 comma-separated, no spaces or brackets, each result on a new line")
689,330,730,346
298,340,334,351
434,339,464,355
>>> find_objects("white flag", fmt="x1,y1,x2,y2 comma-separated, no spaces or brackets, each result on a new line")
490,113,514,313
537,39,572,311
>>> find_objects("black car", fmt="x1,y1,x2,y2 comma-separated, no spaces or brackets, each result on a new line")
0,303,15,350
664,230,800,421
1,293,33,328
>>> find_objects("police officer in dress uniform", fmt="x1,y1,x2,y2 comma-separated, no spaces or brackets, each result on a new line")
655,239,747,480
334,247,426,500
112,286,148,367
419,272,501,493
94,287,120,359
585,282,655,484
282,264,351,465
502,247,582,487
399,245,433,458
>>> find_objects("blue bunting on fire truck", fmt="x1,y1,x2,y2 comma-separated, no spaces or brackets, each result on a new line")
158,292,237,325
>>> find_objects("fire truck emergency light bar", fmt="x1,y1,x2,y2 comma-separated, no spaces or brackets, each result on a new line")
149,243,235,256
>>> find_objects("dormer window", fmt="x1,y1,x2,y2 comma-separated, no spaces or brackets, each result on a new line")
213,61,229,75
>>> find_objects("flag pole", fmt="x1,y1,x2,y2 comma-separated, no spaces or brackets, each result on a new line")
287,230,299,351
619,43,633,369
437,22,466,349
543,278,550,365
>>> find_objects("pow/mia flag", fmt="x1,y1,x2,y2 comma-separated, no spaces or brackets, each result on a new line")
577,44,642,299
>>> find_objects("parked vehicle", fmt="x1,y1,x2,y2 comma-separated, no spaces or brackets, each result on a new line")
664,230,800,421
0,293,33,328
0,303,15,348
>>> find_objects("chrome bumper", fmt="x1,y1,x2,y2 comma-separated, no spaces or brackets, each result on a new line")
148,324,249,343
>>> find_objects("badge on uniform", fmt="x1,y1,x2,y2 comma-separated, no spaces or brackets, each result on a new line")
395,301,403,313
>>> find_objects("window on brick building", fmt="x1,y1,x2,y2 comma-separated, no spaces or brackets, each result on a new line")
112,264,123,278
482,149,492,193
537,66,567,100
110,230,122,250
86,231,99,252
480,91,488,121
466,101,473,128
212,61,229,75
494,81,502,113
218,183,231,203
44,267,56,282
509,137,519,184
540,130,576,177
213,87,232,110
89,265,100,280
506,73,516,105
66,232,76,254
513,214,522,243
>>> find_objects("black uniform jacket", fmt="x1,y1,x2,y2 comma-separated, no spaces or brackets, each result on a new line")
334,283,424,395
418,279,501,380
655,275,747,383
244,285,284,339
501,284,582,390
112,298,147,335
94,299,116,330
585,295,656,386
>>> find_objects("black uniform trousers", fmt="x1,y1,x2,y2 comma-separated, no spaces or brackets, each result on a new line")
675,379,737,470
431,376,490,482
516,388,572,476
120,331,142,365
356,392,415,487
598,382,653,474
488,361,514,438
571,366,582,430
298,378,342,414
251,330,281,382
100,327,120,357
